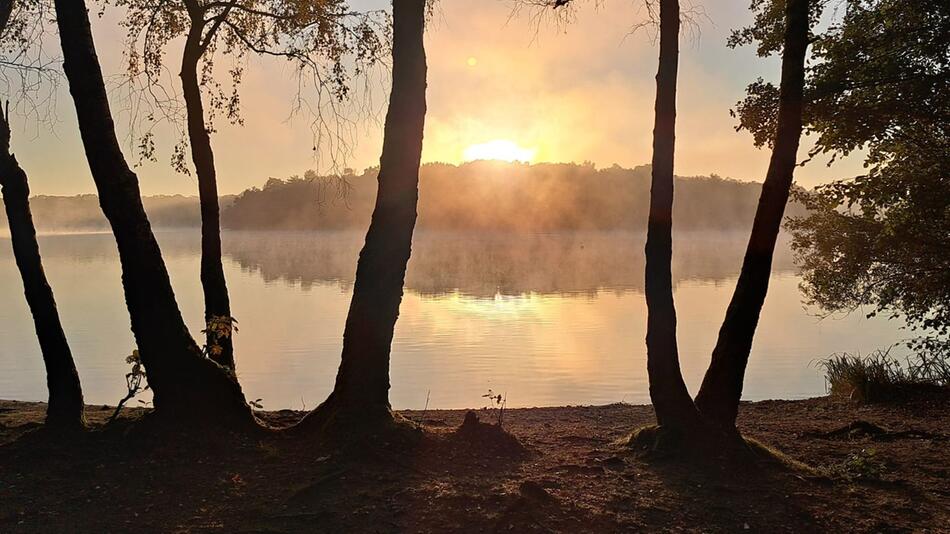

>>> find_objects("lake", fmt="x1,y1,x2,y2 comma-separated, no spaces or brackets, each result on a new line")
0,230,906,410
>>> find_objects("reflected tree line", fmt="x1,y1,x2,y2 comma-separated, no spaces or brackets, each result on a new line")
0,0,944,465
2,230,797,297
226,231,797,298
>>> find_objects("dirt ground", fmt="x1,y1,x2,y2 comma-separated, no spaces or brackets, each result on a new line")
1,391,947,533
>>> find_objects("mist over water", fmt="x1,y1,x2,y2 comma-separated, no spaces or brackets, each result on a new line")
0,230,905,410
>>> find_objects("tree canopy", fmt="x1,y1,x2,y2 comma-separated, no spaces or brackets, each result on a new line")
112,0,390,171
733,0,950,357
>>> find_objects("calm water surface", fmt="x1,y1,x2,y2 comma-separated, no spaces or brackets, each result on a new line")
0,230,905,410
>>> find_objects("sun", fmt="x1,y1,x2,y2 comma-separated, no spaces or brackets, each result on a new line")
462,140,536,163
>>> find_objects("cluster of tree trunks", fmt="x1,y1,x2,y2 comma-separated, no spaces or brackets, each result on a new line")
5,0,808,454
52,0,252,424
644,0,810,443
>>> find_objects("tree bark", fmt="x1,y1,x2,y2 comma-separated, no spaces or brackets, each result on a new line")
694,0,809,428
52,0,252,424
0,109,85,428
643,0,704,433
0,0,12,35
181,5,234,369
300,0,427,429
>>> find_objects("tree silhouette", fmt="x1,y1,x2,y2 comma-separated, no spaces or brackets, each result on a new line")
642,0,704,434
693,0,811,429
525,0,811,448
53,0,254,425
744,0,950,365
113,0,389,369
298,0,427,433
0,0,84,429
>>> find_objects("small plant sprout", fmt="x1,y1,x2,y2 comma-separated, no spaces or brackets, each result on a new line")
482,389,508,427
248,398,264,410
821,448,887,481
109,349,149,423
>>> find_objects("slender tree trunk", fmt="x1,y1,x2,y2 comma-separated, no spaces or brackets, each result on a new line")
300,0,427,429
0,0,11,36
694,0,809,429
644,0,704,433
52,0,252,424
181,11,234,370
0,110,85,428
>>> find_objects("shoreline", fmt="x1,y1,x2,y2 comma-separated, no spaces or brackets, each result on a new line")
2,392,947,532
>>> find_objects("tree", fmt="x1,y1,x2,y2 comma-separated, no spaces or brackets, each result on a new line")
527,0,811,445
693,0,811,429
298,0,427,432
735,0,950,365
53,0,253,424
114,0,388,369
642,0,704,434
0,0,85,429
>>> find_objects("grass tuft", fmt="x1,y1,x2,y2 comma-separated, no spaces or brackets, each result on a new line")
819,347,949,403
819,448,886,482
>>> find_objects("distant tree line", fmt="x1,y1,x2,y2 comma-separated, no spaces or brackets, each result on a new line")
0,194,231,230
220,163,807,232
0,164,807,232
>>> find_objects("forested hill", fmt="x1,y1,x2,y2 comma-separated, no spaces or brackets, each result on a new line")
3,162,805,232
222,162,806,231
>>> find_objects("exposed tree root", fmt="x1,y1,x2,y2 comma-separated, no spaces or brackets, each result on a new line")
810,420,946,442
622,423,817,475
291,393,424,451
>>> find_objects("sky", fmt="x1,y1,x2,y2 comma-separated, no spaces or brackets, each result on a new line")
9,0,865,196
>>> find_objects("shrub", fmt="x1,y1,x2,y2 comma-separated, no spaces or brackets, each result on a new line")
819,346,949,402
820,448,886,481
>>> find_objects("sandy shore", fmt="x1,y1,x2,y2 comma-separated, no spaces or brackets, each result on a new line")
1,392,947,533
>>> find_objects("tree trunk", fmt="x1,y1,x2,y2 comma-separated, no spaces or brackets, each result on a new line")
0,0,11,36
181,11,234,370
52,0,252,424
0,110,85,428
300,0,427,430
694,0,809,429
643,0,704,433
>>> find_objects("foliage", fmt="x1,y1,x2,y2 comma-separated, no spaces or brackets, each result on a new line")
820,347,950,403
0,0,60,125
201,314,237,359
820,448,886,481
108,349,150,422
733,0,950,356
481,389,506,427
110,0,390,171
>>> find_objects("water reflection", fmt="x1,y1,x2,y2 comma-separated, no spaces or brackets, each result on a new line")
224,230,797,297
0,230,898,411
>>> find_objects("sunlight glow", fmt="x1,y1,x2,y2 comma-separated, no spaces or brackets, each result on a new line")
462,140,536,163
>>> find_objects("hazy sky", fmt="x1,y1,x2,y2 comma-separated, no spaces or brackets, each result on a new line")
9,0,864,196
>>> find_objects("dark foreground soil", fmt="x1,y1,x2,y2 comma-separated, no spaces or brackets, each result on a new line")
1,392,947,533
